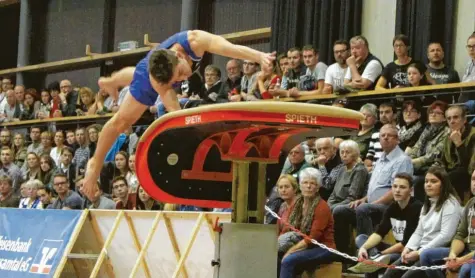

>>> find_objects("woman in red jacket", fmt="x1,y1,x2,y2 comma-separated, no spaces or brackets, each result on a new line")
278,167,336,277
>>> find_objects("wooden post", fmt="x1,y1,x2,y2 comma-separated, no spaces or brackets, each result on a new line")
53,210,89,278
235,162,250,223
171,213,205,278
125,213,152,278
256,163,267,223
129,212,162,278
90,211,124,278
164,214,189,278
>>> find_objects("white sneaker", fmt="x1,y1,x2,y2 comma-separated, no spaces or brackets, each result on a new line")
347,254,391,274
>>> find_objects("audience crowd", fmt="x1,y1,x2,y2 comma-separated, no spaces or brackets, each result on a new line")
1,32,475,277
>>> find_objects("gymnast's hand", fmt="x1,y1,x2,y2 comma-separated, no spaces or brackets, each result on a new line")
260,51,276,72
83,158,100,200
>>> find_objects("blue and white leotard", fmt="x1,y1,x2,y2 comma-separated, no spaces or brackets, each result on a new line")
129,30,202,106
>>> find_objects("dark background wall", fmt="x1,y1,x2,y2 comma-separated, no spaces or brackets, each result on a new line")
0,4,20,71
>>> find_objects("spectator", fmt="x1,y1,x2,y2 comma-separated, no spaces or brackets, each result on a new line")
344,35,384,91
12,133,27,168
14,85,25,104
0,175,20,208
426,42,460,85
1,77,13,96
86,124,101,157
37,186,53,209
50,131,65,167
382,167,461,278
406,63,430,87
398,100,424,151
324,40,350,94
0,89,21,123
27,126,42,155
276,174,299,221
312,137,344,200
459,33,475,102
435,105,475,200
222,59,243,100
281,144,312,182
76,87,96,116
281,47,305,91
65,130,78,152
349,103,378,160
38,154,56,189
40,131,53,156
255,59,282,99
72,127,90,176
240,60,259,95
295,45,328,96
277,53,289,76
87,180,115,210
113,176,136,210
36,90,51,119
20,89,40,120
407,101,448,200
351,173,422,277
333,124,413,255
57,147,76,189
18,179,43,209
136,185,162,210
47,81,64,118
0,146,23,192
0,129,11,147
22,152,40,181
200,65,227,104
59,79,79,116
49,173,83,210
126,153,138,193
278,168,335,278
327,140,368,211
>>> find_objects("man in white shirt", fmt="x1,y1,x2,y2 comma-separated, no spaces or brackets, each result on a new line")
294,45,328,96
344,36,384,91
324,40,350,94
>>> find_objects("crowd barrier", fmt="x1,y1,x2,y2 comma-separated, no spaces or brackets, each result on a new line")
0,208,232,278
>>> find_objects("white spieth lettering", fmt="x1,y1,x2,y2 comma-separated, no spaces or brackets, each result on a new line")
285,114,318,124
185,115,202,125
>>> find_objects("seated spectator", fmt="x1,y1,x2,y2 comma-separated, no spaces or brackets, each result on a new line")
333,124,413,255
18,179,43,209
37,186,53,209
20,88,40,120
57,147,76,189
281,144,312,182
222,59,243,101
407,101,448,200
344,35,383,91
0,89,21,123
277,53,289,76
312,138,344,200
87,180,115,210
276,47,305,97
398,100,424,151
327,140,368,211
76,87,96,116
86,124,101,157
406,63,430,88
27,126,43,155
382,166,461,278
419,169,475,278
294,45,328,96
265,174,299,225
0,175,20,208
50,131,65,167
65,130,78,152
460,33,475,102
240,60,259,96
49,173,83,210
126,153,138,193
435,105,475,200
365,102,398,171
278,168,335,278
113,176,136,210
324,40,350,94
40,131,53,156
136,185,162,210
36,90,51,119
47,81,64,118
199,65,227,104
426,42,460,85
22,152,40,181
0,129,11,147
72,127,90,176
254,59,282,99
59,79,79,117
0,146,23,193
350,173,422,277
349,103,378,160
12,133,27,168
38,154,56,189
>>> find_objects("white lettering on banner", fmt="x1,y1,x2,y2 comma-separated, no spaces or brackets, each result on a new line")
0,257,32,272
390,218,407,242
185,115,201,125
0,236,32,253
285,114,318,124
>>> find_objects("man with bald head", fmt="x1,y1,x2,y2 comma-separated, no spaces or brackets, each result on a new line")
314,138,343,200
223,59,243,102
0,90,21,122
59,79,79,116
14,85,25,103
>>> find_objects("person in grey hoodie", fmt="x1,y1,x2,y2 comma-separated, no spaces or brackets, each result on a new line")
418,169,475,278
382,166,462,278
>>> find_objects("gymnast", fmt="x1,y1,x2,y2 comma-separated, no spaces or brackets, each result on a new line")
83,29,276,199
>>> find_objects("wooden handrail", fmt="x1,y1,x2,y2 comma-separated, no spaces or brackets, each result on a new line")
0,113,113,128
0,27,272,76
275,82,475,102
0,0,18,8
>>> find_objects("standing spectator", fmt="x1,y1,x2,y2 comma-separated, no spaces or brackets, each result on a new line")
426,42,460,85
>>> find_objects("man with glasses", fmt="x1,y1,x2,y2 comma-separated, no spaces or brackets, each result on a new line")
324,40,350,94
49,173,83,210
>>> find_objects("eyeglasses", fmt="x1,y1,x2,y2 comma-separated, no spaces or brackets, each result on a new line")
334,49,348,55
466,45,475,50
429,111,444,116
53,181,68,186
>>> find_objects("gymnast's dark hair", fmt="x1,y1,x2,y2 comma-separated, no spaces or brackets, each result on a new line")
148,49,179,84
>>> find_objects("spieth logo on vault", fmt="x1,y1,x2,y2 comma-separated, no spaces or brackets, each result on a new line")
285,114,318,124
29,240,63,275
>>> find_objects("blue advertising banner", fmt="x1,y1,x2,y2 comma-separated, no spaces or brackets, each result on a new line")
0,209,82,278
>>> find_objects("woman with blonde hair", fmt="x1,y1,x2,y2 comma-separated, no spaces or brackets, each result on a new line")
12,133,27,168
76,87,97,115
18,179,44,209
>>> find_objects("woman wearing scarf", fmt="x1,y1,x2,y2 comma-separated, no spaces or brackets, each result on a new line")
278,167,335,278
399,100,425,152
407,100,449,201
